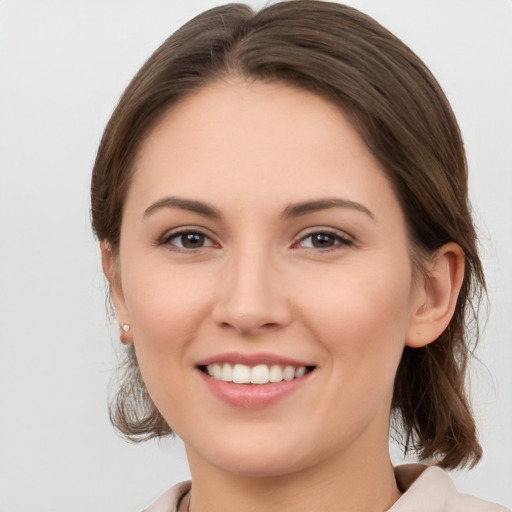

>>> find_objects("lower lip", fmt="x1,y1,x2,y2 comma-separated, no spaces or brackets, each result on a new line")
198,370,311,409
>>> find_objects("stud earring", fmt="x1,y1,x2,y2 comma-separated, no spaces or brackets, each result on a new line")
119,322,132,345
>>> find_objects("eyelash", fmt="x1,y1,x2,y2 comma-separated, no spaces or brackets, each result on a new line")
158,228,353,252
159,229,217,252
293,229,353,251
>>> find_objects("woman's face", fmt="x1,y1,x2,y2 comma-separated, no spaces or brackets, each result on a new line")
110,80,426,477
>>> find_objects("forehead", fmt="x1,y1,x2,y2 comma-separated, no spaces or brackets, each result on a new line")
128,80,402,221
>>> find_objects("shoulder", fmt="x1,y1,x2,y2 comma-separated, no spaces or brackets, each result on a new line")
142,481,191,512
140,468,510,512
390,464,510,512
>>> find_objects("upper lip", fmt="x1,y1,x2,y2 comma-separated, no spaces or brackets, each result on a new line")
196,352,314,368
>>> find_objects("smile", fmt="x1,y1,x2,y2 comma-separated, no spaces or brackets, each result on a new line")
203,363,311,384
196,353,316,408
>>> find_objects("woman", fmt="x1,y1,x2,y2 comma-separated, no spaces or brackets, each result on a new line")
91,1,509,510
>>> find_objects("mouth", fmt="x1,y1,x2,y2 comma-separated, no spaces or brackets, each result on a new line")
198,363,316,385
196,354,316,408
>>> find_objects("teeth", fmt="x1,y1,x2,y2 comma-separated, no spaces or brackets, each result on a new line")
221,363,233,382
295,366,306,378
251,364,270,384
212,363,222,379
269,364,283,382
205,363,309,384
283,366,295,381
232,364,251,384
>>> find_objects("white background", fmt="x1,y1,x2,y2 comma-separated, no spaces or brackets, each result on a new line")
0,1,511,510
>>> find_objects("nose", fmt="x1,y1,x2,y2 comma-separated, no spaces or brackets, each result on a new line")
211,247,292,335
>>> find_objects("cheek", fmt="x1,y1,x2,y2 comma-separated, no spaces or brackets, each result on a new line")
121,265,214,390
297,257,414,375
124,262,212,336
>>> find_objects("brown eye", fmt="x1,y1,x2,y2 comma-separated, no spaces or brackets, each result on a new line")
165,231,214,250
181,232,205,248
311,233,336,248
297,230,353,250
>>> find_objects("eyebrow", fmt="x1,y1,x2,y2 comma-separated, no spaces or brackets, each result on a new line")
144,197,221,219
282,198,375,220
143,196,375,221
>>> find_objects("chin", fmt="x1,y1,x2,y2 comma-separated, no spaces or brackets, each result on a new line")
209,452,307,478
185,430,331,479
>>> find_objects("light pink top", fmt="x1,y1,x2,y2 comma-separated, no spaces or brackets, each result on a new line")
143,464,510,511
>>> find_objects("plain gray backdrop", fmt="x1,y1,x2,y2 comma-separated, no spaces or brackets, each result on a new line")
1,1,511,510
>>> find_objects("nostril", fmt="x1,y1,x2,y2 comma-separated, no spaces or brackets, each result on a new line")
216,318,284,335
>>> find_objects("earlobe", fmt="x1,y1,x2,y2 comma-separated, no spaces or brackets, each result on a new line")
100,241,134,345
119,322,133,345
406,242,465,348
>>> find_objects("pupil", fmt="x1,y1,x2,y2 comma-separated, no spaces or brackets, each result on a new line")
183,233,204,248
313,233,334,248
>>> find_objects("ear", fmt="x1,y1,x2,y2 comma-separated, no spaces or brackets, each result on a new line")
100,241,133,345
405,242,465,348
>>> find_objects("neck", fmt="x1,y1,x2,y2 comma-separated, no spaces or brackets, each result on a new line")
185,442,401,512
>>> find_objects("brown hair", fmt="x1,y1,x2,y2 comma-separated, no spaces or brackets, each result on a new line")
91,0,485,469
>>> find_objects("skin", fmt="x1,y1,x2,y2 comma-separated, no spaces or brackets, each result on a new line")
103,79,464,512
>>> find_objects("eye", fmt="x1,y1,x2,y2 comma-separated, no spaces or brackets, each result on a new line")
296,230,353,250
162,230,216,250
